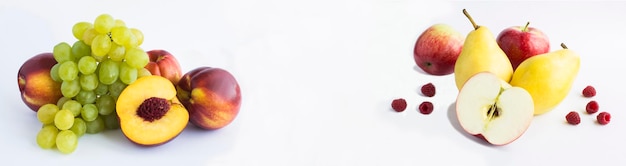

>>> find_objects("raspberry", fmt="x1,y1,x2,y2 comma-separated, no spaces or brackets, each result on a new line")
597,112,611,125
421,83,436,97
565,111,580,125
582,85,596,97
391,98,407,112
586,100,599,114
418,101,434,115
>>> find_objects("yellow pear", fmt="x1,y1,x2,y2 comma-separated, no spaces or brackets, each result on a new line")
454,9,514,90
509,43,580,115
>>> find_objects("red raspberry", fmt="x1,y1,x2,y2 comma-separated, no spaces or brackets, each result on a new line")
565,111,580,125
597,112,611,125
391,98,407,112
586,100,599,114
421,83,436,97
582,85,596,97
418,101,434,115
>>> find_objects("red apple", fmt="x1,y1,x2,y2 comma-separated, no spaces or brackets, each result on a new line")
176,67,241,130
145,50,183,85
413,23,464,75
17,53,63,112
497,22,550,70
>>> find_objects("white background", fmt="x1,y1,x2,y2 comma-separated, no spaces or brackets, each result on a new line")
1,1,625,165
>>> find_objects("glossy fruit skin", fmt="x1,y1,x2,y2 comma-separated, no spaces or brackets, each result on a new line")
177,67,241,130
18,53,63,112
413,24,464,75
145,50,183,85
454,26,513,91
509,48,580,115
496,23,550,70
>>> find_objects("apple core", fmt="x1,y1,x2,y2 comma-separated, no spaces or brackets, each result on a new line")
137,97,170,122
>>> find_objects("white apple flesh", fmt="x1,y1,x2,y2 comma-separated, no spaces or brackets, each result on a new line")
456,72,534,145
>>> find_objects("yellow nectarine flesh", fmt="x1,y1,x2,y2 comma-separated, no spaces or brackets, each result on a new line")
116,76,189,146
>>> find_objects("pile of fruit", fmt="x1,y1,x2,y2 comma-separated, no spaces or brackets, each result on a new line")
395,9,610,146
17,14,242,154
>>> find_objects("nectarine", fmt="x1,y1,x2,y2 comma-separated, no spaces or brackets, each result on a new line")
18,53,63,112
177,67,241,130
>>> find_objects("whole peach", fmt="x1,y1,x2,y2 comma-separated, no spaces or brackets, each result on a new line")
18,53,62,112
145,50,182,85
176,67,241,130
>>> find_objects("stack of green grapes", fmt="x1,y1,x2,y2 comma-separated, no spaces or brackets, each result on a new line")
35,14,152,154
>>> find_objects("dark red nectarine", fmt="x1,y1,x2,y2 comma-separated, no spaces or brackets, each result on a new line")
18,53,63,112
177,67,241,130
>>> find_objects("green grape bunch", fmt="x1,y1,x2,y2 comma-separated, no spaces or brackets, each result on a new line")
36,14,151,154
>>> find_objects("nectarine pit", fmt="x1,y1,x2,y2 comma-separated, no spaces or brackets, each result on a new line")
137,97,170,122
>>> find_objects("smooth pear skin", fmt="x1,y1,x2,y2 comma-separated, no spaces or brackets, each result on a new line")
454,26,514,91
509,48,580,115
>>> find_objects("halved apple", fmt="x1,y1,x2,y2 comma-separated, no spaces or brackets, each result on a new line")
456,72,534,145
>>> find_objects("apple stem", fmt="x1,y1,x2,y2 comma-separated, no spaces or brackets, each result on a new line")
522,22,530,32
561,43,568,49
462,9,478,30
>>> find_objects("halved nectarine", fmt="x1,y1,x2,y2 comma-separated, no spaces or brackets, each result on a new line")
116,75,188,146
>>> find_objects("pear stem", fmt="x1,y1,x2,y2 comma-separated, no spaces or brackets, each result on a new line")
462,9,478,30
522,22,530,32
561,43,568,49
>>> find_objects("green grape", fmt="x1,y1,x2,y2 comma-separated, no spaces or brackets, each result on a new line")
108,80,127,98
61,100,82,117
56,130,78,154
37,104,59,125
58,61,78,81
91,34,112,57
96,94,115,116
108,43,126,62
61,79,80,98
53,42,73,63
110,26,131,46
130,28,144,46
81,104,98,122
102,113,120,130
77,56,97,75
72,22,93,40
82,28,97,46
114,19,126,27
76,90,97,105
70,118,87,137
50,63,62,82
94,82,109,96
98,59,120,85
125,48,149,69
92,53,107,62
85,116,105,134
36,125,59,149
71,40,91,60
94,14,114,34
119,61,138,84
137,67,152,78
125,34,138,48
56,97,71,108
54,109,74,130
79,73,99,91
